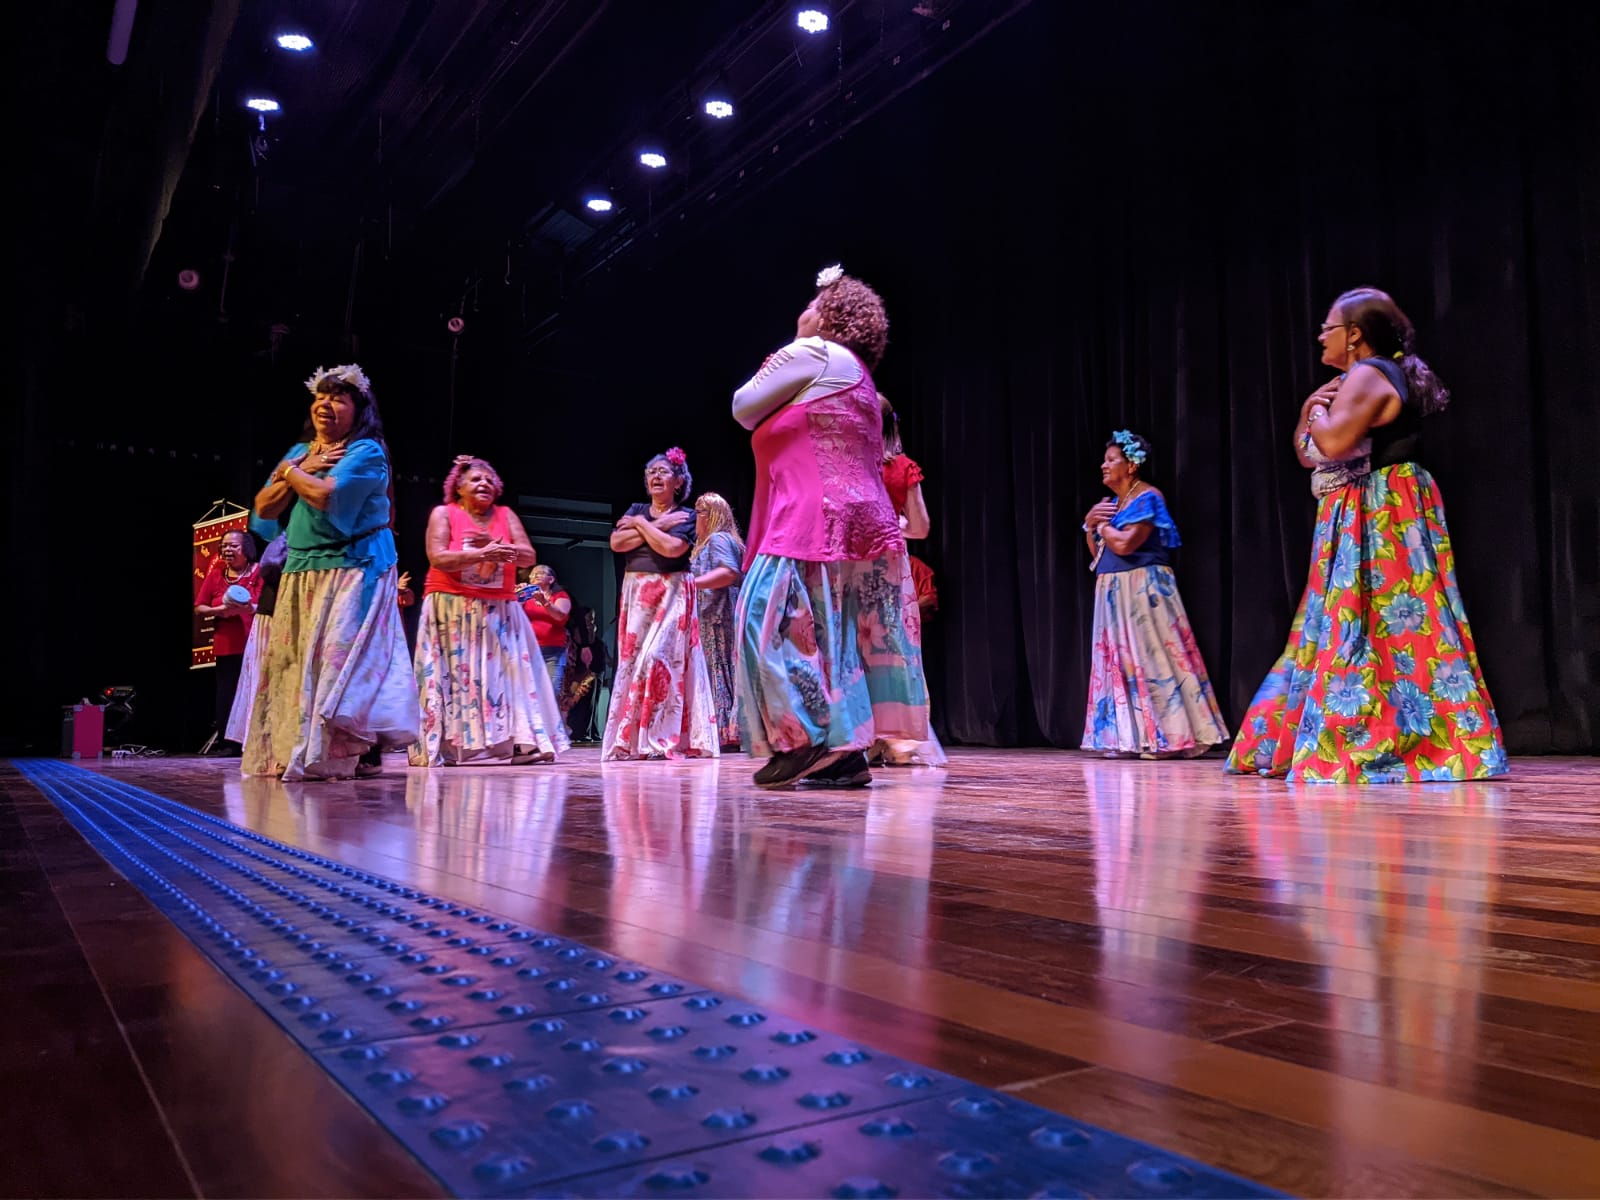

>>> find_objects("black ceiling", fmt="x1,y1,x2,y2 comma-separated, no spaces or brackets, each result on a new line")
51,0,1030,345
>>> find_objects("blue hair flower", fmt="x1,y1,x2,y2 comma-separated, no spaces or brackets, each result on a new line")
1112,430,1147,465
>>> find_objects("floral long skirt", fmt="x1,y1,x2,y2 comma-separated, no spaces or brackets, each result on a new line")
602,572,720,760
1081,565,1229,756
242,567,420,780
737,552,931,757
698,587,744,748
1226,464,1507,783
410,593,569,766
225,613,270,746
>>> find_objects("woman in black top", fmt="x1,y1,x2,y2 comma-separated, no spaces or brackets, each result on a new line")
601,448,720,759
1228,288,1507,782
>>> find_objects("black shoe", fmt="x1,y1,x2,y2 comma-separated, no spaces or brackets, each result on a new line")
753,743,836,789
803,751,871,788
355,745,384,778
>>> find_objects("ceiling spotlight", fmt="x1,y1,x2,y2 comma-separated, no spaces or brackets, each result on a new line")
177,269,201,291
446,316,465,334
639,151,668,169
585,196,614,213
704,99,734,119
275,33,314,51
245,97,280,113
797,9,829,33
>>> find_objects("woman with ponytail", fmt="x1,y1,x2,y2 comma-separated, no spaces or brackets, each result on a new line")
1228,288,1506,782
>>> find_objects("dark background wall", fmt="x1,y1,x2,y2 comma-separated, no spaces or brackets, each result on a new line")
9,1,1597,755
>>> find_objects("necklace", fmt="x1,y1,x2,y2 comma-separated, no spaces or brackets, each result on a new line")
1115,480,1145,511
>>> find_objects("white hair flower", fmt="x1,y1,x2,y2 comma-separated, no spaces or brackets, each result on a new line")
304,363,372,397
815,264,844,288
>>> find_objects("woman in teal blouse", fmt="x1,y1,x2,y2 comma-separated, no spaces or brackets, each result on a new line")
243,364,420,779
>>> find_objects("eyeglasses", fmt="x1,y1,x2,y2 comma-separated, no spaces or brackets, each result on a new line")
1319,322,1352,333
645,467,673,478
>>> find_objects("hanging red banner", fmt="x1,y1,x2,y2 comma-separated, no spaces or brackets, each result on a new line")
192,504,251,669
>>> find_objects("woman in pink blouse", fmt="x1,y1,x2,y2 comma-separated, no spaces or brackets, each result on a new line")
731,264,932,789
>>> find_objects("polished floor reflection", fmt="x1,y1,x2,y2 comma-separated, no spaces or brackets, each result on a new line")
5,750,1598,1198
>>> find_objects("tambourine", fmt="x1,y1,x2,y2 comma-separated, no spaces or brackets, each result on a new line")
225,584,253,606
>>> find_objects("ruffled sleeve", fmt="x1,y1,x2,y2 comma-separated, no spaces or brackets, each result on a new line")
704,531,743,579
903,456,925,488
1110,490,1181,548
250,442,308,542
732,338,829,430
322,439,389,537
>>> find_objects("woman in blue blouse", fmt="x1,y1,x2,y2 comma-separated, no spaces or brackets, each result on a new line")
245,364,420,779
1081,431,1228,758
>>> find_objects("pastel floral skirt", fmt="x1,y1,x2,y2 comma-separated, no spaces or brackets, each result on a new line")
225,613,270,746
1081,564,1228,756
242,567,420,780
602,572,720,760
1226,464,1507,783
736,552,931,757
410,593,569,766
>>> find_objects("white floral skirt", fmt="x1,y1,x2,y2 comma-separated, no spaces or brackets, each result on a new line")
410,592,569,766
242,567,419,780
225,613,270,745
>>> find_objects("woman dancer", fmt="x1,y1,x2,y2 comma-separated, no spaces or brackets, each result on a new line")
411,455,567,766
1227,288,1506,782
602,448,719,760
732,264,930,789
690,492,746,751
1081,431,1228,758
193,529,261,754
247,364,418,779
873,394,947,768
226,533,285,753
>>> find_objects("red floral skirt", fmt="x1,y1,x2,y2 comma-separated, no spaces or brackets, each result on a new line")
601,572,720,760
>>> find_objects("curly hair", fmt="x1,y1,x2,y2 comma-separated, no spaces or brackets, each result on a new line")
442,455,504,505
1333,287,1451,416
692,492,745,560
816,275,889,369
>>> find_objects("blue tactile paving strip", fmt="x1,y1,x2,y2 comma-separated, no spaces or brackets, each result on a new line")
16,759,1288,1200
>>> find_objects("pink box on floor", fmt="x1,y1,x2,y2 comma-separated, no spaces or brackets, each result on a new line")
62,703,104,759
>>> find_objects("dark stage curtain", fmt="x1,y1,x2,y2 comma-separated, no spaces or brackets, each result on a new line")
614,1,1599,755
12,2,1596,757
880,3,1600,754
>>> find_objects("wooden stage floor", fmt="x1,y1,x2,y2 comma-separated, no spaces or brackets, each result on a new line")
4,749,1598,1198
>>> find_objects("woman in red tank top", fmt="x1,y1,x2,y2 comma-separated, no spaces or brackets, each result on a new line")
410,455,569,766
